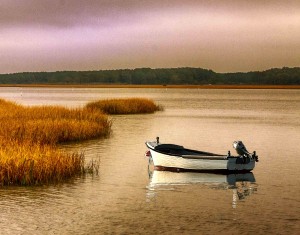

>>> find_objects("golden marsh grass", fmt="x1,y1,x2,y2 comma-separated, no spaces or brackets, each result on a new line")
86,98,163,114
0,140,84,186
0,97,160,186
0,99,111,185
0,100,111,145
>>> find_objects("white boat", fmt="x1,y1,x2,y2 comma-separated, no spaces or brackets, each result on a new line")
145,137,258,172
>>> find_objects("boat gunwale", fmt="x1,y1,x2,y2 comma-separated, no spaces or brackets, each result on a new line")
146,141,228,160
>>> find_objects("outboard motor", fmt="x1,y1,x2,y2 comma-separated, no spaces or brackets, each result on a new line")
233,141,250,157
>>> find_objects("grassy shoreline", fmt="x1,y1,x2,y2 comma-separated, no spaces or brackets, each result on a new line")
0,98,161,186
0,84,299,89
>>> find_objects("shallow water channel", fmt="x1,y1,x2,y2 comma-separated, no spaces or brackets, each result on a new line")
0,87,299,234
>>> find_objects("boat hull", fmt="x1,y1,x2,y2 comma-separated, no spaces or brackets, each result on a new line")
150,149,227,170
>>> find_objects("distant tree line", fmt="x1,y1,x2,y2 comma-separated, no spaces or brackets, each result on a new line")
0,67,299,85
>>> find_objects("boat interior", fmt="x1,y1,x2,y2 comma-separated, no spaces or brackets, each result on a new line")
154,144,226,159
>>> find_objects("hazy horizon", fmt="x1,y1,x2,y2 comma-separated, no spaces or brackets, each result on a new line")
1,0,299,74
1,65,299,76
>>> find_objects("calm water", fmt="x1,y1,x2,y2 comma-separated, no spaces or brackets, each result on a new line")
0,87,299,234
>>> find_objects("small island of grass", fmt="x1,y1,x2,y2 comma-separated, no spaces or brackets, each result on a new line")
86,98,163,114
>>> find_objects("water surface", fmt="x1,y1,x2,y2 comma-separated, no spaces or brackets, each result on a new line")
0,88,299,234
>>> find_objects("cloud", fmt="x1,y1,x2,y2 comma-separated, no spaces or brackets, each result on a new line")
1,0,299,28
0,0,299,73
0,0,193,29
1,1,126,28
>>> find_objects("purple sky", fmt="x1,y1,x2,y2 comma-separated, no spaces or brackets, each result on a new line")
0,0,299,73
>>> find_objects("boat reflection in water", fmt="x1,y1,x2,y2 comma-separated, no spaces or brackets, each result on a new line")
147,167,257,208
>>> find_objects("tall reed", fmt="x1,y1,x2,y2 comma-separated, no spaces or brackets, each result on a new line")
0,139,84,186
86,98,163,114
